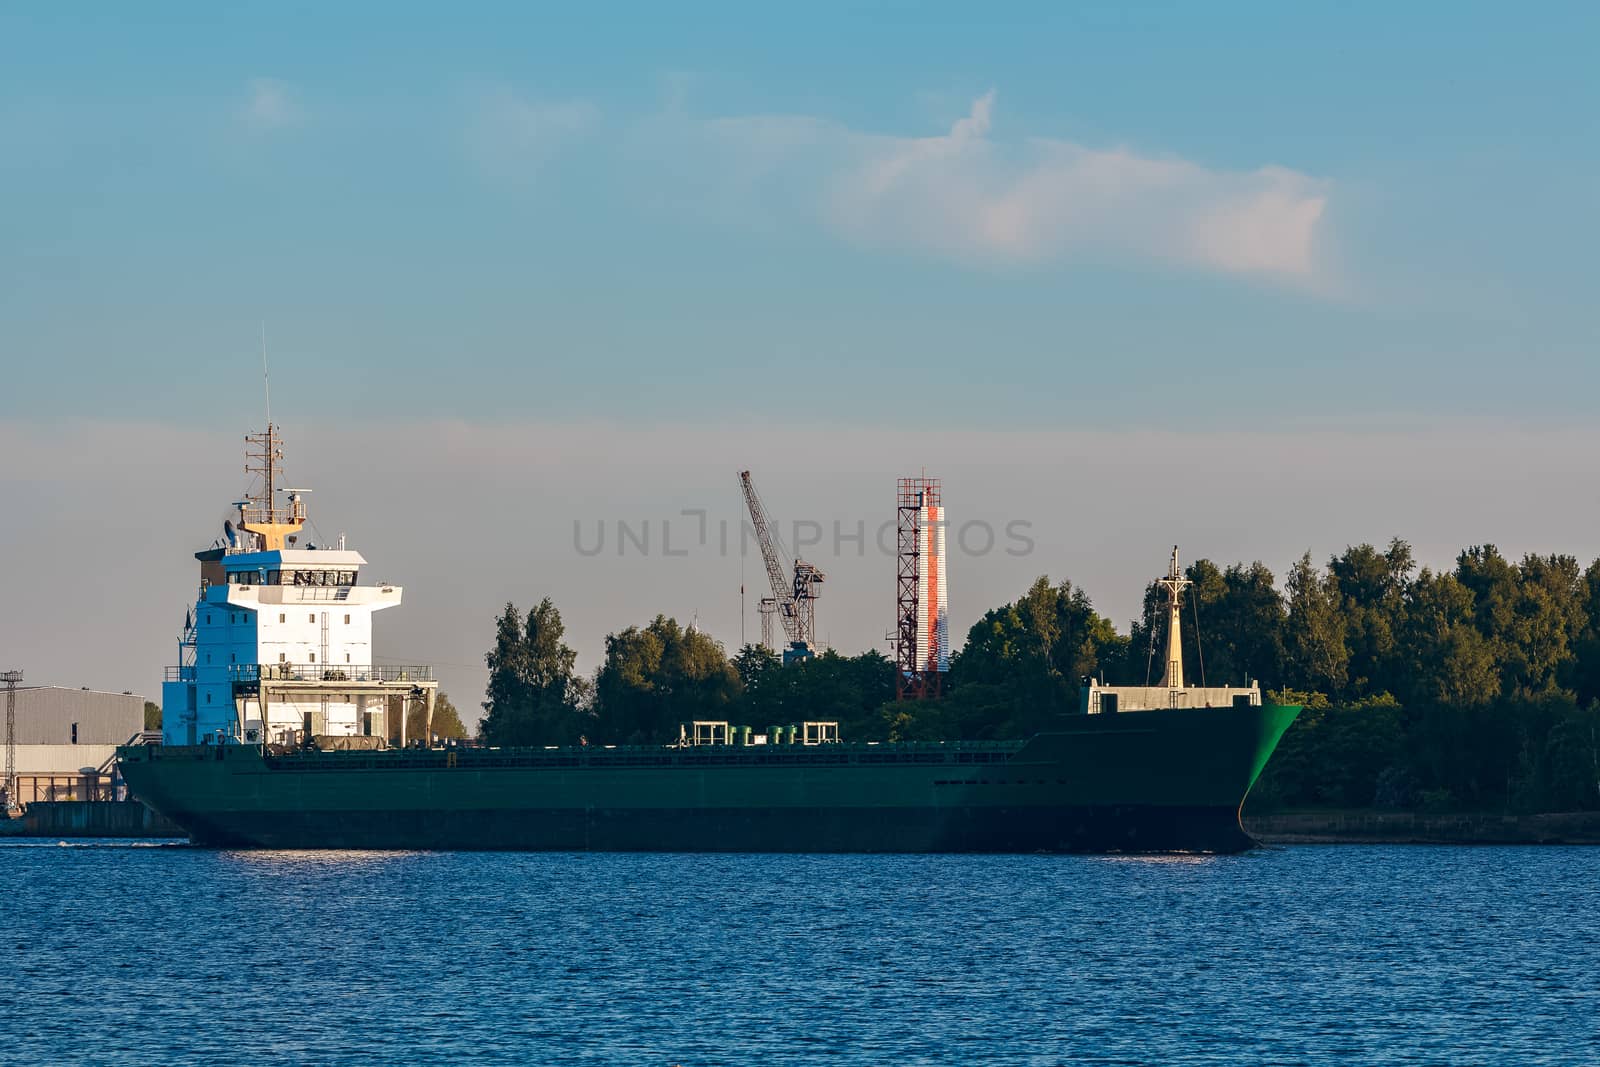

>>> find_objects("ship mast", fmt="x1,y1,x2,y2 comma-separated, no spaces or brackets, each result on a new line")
239,425,306,551
1157,545,1191,688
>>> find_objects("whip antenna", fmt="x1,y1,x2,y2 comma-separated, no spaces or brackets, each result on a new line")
260,321,272,428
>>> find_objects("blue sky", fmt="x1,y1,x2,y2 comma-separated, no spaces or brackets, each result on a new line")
3,4,1599,702
3,2,1595,428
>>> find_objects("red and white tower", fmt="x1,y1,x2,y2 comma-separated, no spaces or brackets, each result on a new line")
896,476,947,699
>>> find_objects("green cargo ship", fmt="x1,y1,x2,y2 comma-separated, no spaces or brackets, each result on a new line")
119,428,1298,853
120,702,1296,852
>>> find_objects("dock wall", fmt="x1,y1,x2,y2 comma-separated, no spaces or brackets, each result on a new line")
4,801,186,838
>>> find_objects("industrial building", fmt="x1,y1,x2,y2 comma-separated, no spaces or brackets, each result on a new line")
4,685,148,806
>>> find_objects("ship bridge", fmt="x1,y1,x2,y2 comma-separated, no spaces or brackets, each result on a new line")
207,547,368,589
162,425,438,749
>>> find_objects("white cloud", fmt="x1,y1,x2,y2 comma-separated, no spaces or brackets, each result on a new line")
644,91,1331,285
240,78,298,130
467,89,598,176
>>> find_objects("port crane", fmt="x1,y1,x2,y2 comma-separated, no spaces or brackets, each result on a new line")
738,470,823,663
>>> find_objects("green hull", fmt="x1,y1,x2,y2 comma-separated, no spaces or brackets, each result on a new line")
119,703,1299,854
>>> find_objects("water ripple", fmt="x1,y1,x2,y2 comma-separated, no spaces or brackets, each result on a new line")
2,844,1597,1065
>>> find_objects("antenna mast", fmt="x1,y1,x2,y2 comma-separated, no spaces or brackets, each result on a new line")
261,321,272,429
3,669,21,815
1157,546,1192,688
239,425,306,551
236,328,309,551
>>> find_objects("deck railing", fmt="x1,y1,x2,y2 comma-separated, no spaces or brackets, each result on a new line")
239,502,306,527
231,663,433,683
164,664,433,683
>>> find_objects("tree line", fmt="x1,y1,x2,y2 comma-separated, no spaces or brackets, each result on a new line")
477,540,1600,814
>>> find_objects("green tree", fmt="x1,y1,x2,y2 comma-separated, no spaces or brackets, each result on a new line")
1454,545,1519,694
1506,553,1584,697
1171,558,1281,689
1207,561,1287,689
1047,577,1127,686
1571,560,1600,708
1400,568,1499,707
593,617,740,744
1536,707,1600,811
478,598,586,746
1327,539,1413,698
390,691,470,744
943,602,1041,739
1251,694,1404,809
732,644,784,723
1177,559,1227,686
945,576,1123,738
143,701,161,731
1284,551,1349,697
730,646,895,741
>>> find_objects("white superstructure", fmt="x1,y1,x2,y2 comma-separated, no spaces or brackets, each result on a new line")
162,426,435,747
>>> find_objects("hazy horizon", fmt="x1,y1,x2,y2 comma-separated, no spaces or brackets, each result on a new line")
4,416,1599,712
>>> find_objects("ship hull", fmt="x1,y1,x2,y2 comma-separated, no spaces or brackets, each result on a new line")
119,703,1299,855
116,803,1256,854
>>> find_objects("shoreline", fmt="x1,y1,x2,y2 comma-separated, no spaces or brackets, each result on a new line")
1244,809,1600,845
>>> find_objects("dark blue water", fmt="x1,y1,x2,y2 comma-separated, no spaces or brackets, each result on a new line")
4,842,1596,1065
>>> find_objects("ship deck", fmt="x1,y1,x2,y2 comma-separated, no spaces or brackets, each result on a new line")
129,738,1031,773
